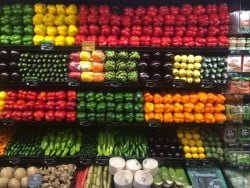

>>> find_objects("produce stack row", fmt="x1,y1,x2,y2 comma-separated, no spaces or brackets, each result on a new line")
0,90,77,122
0,128,14,156
77,91,144,122
68,50,105,82
0,4,34,45
144,92,227,124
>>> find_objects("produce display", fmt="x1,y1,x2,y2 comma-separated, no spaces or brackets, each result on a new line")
223,168,250,188
0,4,34,45
77,91,144,122
104,51,139,82
0,128,14,156
225,150,250,166
97,130,114,156
33,3,78,45
144,92,227,123
0,50,21,82
153,166,190,187
79,131,97,158
0,90,77,122
68,50,105,82
18,52,69,82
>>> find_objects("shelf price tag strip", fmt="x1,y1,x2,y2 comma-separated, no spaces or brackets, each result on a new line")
145,80,158,88
41,42,53,51
24,76,38,87
148,120,161,127
8,157,20,165
1,118,15,127
172,80,184,89
95,157,109,165
82,41,95,52
79,157,92,165
43,157,55,165
106,80,121,87
79,119,91,126
201,80,214,89
66,78,80,87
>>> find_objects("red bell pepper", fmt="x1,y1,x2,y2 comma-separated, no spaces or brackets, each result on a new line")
121,16,132,27
169,6,179,15
142,26,152,36
163,26,174,37
194,5,206,15
66,111,76,121
89,5,98,13
175,26,186,37
219,12,230,24
132,16,142,26
55,111,66,121
75,35,86,45
89,25,100,36
79,5,89,14
98,5,110,15
4,101,14,110
135,6,146,16
15,100,26,111
140,36,151,46
183,37,195,47
33,111,45,121
55,91,66,100
130,36,140,46
121,28,131,37
147,5,158,17
46,101,56,110
159,6,169,16
0,110,12,119
164,15,175,26
22,111,33,121
186,26,197,37
187,15,197,26
25,101,35,111
219,25,229,35
153,16,164,27
18,90,27,100
98,36,107,46
175,15,186,26
180,4,193,16
207,26,219,36
161,37,171,47
67,91,76,101
47,92,55,101
27,91,37,101
110,14,121,26
142,15,152,26
79,26,89,35
35,101,46,111
107,36,118,46
153,27,163,37
206,4,217,15
198,15,209,27
56,100,67,110
100,25,110,36
87,13,98,24
12,111,22,121
171,36,183,47
197,27,207,37
151,37,161,46
37,91,47,101
218,3,228,13
218,36,229,47
195,37,206,47
77,14,87,26
45,111,55,122
111,26,121,36
87,36,97,43
7,91,17,101
209,14,220,26
119,37,129,46
124,7,134,17
98,16,109,25
206,36,217,47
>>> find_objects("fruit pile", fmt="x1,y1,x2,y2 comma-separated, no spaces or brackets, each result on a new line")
68,50,105,82
138,52,173,82
144,92,227,124
0,4,34,45
18,52,68,82
0,50,21,82
33,3,78,45
172,54,202,83
104,51,140,82
0,128,14,156
0,90,77,122
77,91,144,122
201,56,228,84
41,130,82,157
75,3,229,47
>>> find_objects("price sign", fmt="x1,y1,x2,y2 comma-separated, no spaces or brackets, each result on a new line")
79,157,92,165
43,157,55,165
173,80,184,88
238,127,250,142
1,119,15,127
67,78,80,87
145,80,158,88
25,76,38,87
201,80,214,89
79,120,91,126
41,42,53,51
224,127,237,142
106,79,121,87
95,157,108,165
8,157,20,165
27,174,43,188
148,120,161,127
82,41,95,51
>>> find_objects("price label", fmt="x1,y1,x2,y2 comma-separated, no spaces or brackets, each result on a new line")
80,120,91,126
224,127,237,142
41,42,53,51
173,80,184,88
67,78,80,87
107,80,121,87
1,119,15,127
242,143,250,148
27,174,43,188
8,157,20,165
239,127,250,141
201,80,214,89
82,41,95,51
95,157,108,165
145,80,158,88
148,120,161,127
79,157,92,165
25,76,38,87
43,157,55,165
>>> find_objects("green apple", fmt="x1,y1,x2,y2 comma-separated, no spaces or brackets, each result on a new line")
186,77,193,83
181,55,188,63
180,62,187,69
186,70,193,77
194,77,201,83
172,69,179,76
180,77,187,82
178,69,186,77
194,55,203,63
194,62,201,70
174,62,181,69
188,54,195,63
174,55,181,62
187,64,194,70
174,76,180,79
193,70,200,78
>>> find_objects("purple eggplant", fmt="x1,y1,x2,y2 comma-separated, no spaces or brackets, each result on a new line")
141,52,151,61
163,52,174,60
0,50,8,61
9,62,18,71
137,61,148,72
0,72,9,81
11,72,21,81
139,72,150,82
152,73,161,81
10,51,20,61
0,62,7,71
163,61,172,72
163,74,173,82
152,52,161,59
150,60,161,71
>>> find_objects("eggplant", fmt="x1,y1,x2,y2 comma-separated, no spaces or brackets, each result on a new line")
175,152,182,158
163,74,173,82
167,153,173,158
137,61,148,72
153,52,161,59
163,52,173,61
163,144,169,151
10,50,20,61
152,73,161,81
163,62,172,72
139,72,150,82
0,72,9,81
0,62,7,71
9,62,18,71
150,60,161,70
159,152,165,157
0,50,8,61
141,52,151,60
155,144,161,152
11,72,21,81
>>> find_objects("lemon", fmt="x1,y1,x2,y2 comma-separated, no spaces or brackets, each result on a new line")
198,147,205,153
185,133,192,140
199,153,206,159
185,153,192,159
190,146,198,154
188,139,196,146
181,138,188,146
195,140,203,147
183,146,190,153
192,133,200,140
192,153,199,158
177,132,184,139
0,91,7,100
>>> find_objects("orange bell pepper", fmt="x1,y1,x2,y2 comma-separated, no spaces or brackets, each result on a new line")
173,113,184,123
183,103,194,113
194,113,204,123
154,103,164,113
163,112,173,123
207,92,216,103
215,94,226,104
198,92,208,103
214,113,227,123
204,113,215,124
145,112,155,121
154,113,163,122
184,112,194,123
163,94,173,104
174,103,183,113
181,94,190,104
214,104,225,113
164,103,174,113
144,102,154,113
144,92,153,102
153,93,163,104
194,102,205,113
204,103,214,113
189,94,199,104
173,94,182,103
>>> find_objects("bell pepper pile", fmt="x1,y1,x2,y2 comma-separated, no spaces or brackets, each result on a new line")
0,90,77,122
0,3,34,45
75,3,229,47
33,3,78,46
144,92,227,124
104,51,140,82
77,91,144,122
68,50,105,82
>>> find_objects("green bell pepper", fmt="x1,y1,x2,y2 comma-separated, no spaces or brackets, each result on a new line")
10,35,22,45
116,113,124,122
11,15,22,25
23,15,33,25
105,92,114,102
125,113,134,122
116,103,124,113
11,3,23,15
0,15,10,25
23,4,34,15
95,92,105,102
22,35,33,45
87,113,95,121
115,93,124,103
86,92,96,102
77,101,85,111
134,92,143,103
24,25,33,35
1,25,12,35
96,113,105,122
0,35,10,44
77,92,85,101
2,5,11,15
77,112,86,119
124,92,134,102
107,102,116,112
124,102,134,112
86,102,96,112
106,112,115,121
135,113,144,122
13,26,24,35
134,103,143,112
96,102,106,113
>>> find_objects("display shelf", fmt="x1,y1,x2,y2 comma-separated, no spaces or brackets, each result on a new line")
229,49,250,55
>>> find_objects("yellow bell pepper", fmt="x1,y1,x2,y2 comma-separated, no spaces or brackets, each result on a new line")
55,14,66,26
0,91,7,100
65,15,77,25
81,72,93,82
34,3,47,14
56,4,66,14
33,14,44,25
34,24,46,36
47,4,57,14
47,26,58,36
66,36,75,46
57,25,68,36
43,13,56,26
55,36,65,46
68,25,78,37
33,35,45,45
44,36,55,45
66,4,78,15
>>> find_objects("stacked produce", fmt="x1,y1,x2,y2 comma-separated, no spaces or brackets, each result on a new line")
225,150,250,166
0,4,34,45
144,92,227,124
153,166,190,187
68,50,105,82
0,50,21,82
79,131,97,158
77,91,144,122
33,3,78,45
0,90,77,122
0,166,39,188
97,130,114,156
75,3,229,47
0,91,7,113
0,128,14,156
104,51,139,82
224,168,250,188
75,165,111,188
40,130,82,157
172,54,203,83
138,52,173,82
201,56,228,84
18,52,69,82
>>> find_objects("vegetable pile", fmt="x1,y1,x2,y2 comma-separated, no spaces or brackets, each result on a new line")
79,131,97,157
18,52,69,82
0,3,34,45
97,130,114,156
104,51,140,82
0,50,21,82
0,128,14,156
225,150,250,166
68,50,105,82
77,91,144,122
0,90,77,122
33,3,78,45
144,92,227,124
